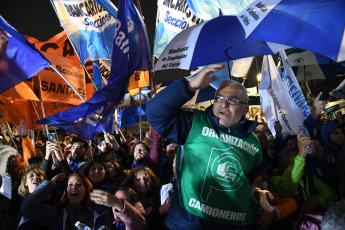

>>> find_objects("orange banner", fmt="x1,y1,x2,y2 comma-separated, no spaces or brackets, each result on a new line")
26,32,96,99
38,52,86,105
1,96,78,130
128,70,150,96
0,96,51,130
25,31,79,62
49,102,76,115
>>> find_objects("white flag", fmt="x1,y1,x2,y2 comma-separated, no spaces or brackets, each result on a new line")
259,55,309,137
280,50,311,118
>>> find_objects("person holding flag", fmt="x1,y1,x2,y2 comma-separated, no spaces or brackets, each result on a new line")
146,64,274,229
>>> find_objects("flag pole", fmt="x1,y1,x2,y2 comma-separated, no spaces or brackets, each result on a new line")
266,56,279,120
227,61,232,80
49,64,86,102
3,122,18,150
40,101,50,135
53,127,59,141
30,100,45,130
30,129,35,150
303,65,312,94
150,0,160,97
139,89,142,141
114,109,126,142
135,0,143,17
49,0,99,92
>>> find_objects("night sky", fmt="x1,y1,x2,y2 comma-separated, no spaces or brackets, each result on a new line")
0,0,259,86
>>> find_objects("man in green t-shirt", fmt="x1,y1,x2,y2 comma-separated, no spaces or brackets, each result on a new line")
147,64,274,229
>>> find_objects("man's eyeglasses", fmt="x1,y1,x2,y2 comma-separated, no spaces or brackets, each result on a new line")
214,95,246,105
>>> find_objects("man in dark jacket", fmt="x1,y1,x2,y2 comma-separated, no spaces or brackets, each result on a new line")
146,64,273,230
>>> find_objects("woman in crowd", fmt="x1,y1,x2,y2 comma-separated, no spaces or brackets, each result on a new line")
121,166,167,230
81,159,116,193
20,172,114,230
104,160,125,189
17,167,60,230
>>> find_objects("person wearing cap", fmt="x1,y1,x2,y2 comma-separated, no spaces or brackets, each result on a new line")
166,143,177,162
146,64,273,229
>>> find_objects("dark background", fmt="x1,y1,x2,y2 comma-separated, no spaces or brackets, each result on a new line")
0,0,195,85
2,1,341,92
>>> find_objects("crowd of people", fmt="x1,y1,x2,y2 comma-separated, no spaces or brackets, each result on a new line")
0,64,344,229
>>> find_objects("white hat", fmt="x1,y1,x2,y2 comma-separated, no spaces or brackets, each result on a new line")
0,145,17,177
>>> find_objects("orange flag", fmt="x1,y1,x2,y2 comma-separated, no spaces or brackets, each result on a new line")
38,52,86,105
1,81,39,101
0,96,51,130
25,31,79,62
127,70,150,96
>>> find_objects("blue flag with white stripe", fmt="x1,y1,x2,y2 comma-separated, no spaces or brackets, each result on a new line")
51,0,118,63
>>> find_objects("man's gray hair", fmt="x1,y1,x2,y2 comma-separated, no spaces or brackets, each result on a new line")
321,200,345,230
215,80,248,104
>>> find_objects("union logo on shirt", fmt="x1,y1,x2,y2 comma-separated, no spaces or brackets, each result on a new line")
200,147,247,202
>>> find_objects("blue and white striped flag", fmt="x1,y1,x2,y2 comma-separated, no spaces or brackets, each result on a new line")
51,0,117,63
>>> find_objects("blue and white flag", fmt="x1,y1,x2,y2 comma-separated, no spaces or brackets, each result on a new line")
37,0,151,140
107,0,151,85
280,50,310,118
51,0,117,63
259,55,309,137
154,0,254,58
94,0,118,18
186,0,254,18
0,15,50,94
154,0,207,58
92,59,110,90
118,104,147,129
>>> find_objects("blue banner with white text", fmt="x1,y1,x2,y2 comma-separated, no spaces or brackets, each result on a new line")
51,0,117,63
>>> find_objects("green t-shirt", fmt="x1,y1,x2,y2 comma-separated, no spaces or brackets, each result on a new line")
177,110,262,226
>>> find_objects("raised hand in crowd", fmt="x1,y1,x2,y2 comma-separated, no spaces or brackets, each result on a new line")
46,141,64,161
104,132,120,151
311,92,326,119
274,120,283,137
296,132,312,159
91,189,124,211
145,130,152,139
50,172,66,186
16,119,28,137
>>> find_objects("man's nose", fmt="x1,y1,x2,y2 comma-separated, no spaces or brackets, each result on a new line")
220,99,229,107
